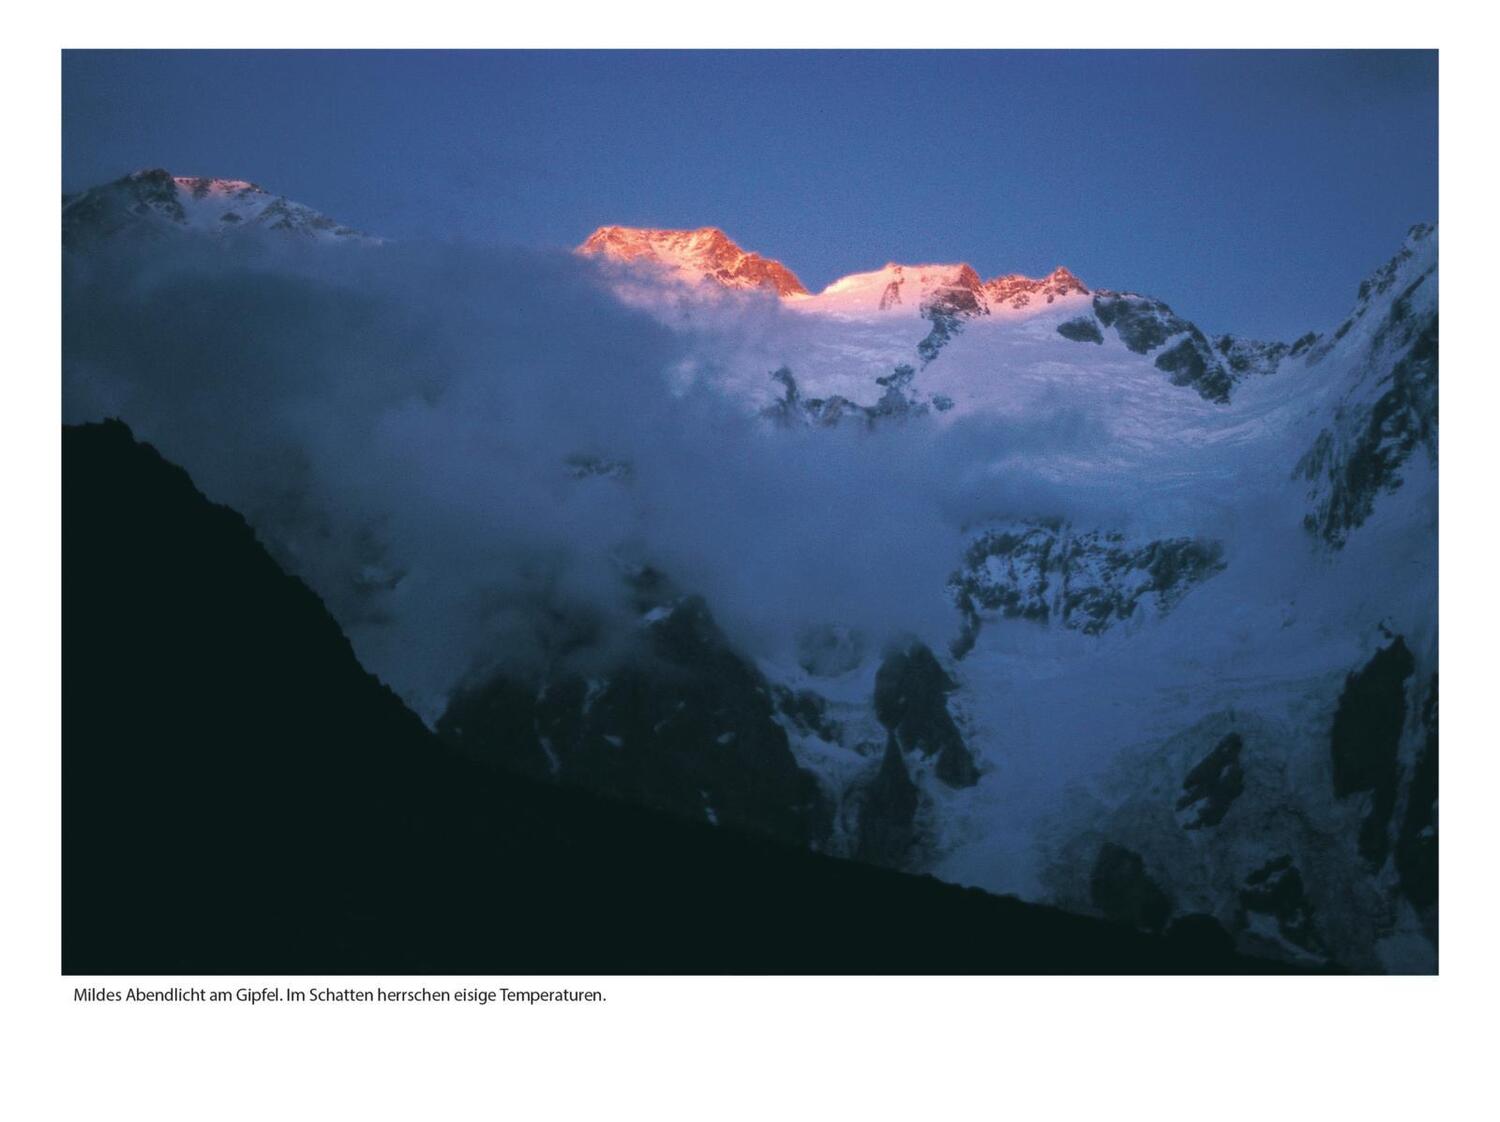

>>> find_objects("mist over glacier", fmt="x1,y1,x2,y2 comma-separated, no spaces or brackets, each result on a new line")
62,237,1146,719
60,202,1441,973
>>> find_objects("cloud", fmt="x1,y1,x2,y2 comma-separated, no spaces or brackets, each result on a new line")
63,236,1117,720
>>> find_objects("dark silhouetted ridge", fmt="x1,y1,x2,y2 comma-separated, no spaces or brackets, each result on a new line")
63,420,1308,974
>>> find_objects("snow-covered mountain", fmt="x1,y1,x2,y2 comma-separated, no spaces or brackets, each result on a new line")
578,225,808,295
62,180,1438,971
581,226,1288,416
62,169,373,248
562,220,1438,972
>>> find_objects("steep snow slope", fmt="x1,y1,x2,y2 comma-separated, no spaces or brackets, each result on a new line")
927,227,1436,971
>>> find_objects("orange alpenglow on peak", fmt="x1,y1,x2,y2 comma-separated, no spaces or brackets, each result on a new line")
983,265,1090,308
578,225,809,296
577,224,1090,307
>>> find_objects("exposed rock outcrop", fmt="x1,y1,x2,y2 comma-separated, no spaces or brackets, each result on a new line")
439,595,833,848
1176,732,1246,829
1056,315,1104,344
918,266,990,364
1213,334,1288,379
1090,843,1172,933
763,365,936,428
1329,636,1416,866
952,521,1225,637
1297,224,1438,547
873,641,978,788
1239,856,1325,956
1091,290,1235,402
855,735,922,868
986,266,1089,308
1395,675,1438,932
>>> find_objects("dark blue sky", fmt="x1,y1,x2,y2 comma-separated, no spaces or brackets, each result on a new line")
62,50,1436,339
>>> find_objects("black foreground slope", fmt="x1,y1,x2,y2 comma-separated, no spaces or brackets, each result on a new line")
63,421,1300,974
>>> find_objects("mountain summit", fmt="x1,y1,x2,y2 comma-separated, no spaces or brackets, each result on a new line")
578,225,809,296
579,224,1092,319
62,168,371,248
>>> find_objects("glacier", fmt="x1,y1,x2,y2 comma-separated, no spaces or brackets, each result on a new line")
62,181,1438,972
